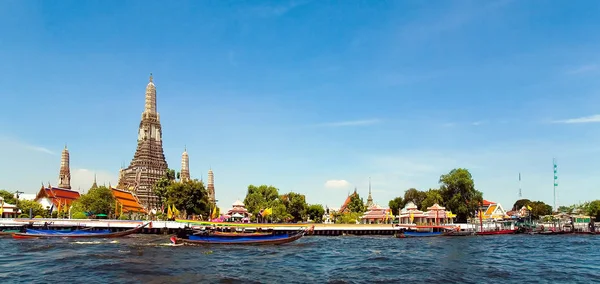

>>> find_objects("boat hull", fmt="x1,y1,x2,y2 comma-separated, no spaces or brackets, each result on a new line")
174,231,305,245
442,231,474,237
12,223,149,239
210,231,273,237
397,231,443,238
476,229,517,236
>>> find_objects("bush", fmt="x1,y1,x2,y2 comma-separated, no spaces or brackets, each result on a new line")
34,215,43,218
72,212,87,219
118,215,129,220
19,214,29,218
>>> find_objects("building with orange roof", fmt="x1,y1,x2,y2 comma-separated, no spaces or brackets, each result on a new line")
35,184,81,212
339,188,359,213
480,200,508,220
110,187,146,214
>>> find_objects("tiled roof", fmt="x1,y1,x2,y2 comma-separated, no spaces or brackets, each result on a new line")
36,186,81,208
111,187,145,213
482,200,496,206
339,193,356,213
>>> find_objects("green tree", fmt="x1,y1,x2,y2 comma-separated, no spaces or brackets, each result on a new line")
153,168,178,209
439,168,483,223
72,186,115,216
512,199,531,211
335,212,362,224
281,192,308,222
528,201,553,219
307,204,325,223
586,200,600,221
348,193,366,213
404,188,426,209
243,185,280,218
166,179,210,217
388,197,404,215
17,199,47,218
0,190,16,205
421,189,444,211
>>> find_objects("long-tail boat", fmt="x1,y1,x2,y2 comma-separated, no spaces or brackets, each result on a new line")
476,229,517,236
442,230,475,236
211,231,273,237
12,222,150,239
171,227,311,245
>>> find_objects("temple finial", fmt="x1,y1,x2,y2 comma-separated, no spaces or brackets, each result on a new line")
149,73,153,83
184,145,187,152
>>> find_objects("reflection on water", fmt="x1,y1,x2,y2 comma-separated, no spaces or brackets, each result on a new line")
0,234,599,283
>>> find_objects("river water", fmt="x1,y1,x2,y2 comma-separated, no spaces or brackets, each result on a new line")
0,234,598,283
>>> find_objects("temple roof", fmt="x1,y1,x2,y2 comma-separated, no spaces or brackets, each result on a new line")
36,186,80,208
427,203,446,211
111,187,146,213
482,200,496,206
232,200,244,207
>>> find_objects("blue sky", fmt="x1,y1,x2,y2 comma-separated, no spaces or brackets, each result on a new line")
1,0,600,211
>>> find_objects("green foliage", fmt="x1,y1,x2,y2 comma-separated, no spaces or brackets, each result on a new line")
335,212,362,224
403,188,426,209
166,180,210,217
307,204,325,223
388,197,404,215
72,212,87,219
153,169,176,208
513,199,531,211
348,193,366,213
17,199,47,218
528,201,553,219
421,189,444,211
586,200,600,221
281,192,308,222
244,185,280,217
0,190,16,204
19,214,29,218
119,214,129,220
439,168,483,223
72,186,115,216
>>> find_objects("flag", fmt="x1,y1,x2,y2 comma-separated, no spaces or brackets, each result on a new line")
527,205,532,211
0,199,4,216
409,212,414,223
167,204,173,219
211,206,217,219
261,208,272,217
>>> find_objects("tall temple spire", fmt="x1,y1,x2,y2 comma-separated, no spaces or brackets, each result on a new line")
180,147,190,182
91,173,98,190
366,176,374,208
58,145,71,189
117,75,168,208
207,168,215,205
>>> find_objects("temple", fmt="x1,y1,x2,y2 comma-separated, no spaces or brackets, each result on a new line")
35,184,81,213
180,147,190,182
207,168,215,205
110,186,146,215
365,177,374,208
117,74,168,209
480,200,508,220
226,200,250,221
58,145,71,189
339,188,358,214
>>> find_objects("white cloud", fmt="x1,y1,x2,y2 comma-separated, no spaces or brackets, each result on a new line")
25,145,56,155
318,119,381,127
471,121,486,126
70,168,118,193
324,179,352,189
552,114,600,124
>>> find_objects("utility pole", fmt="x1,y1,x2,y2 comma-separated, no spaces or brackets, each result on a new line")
553,158,558,213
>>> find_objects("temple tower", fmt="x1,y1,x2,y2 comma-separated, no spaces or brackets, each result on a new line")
58,145,71,189
207,168,215,204
91,173,98,190
117,74,168,208
366,177,374,208
180,147,190,182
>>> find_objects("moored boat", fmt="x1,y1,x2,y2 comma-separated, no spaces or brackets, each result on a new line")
172,230,306,245
442,230,475,236
476,229,517,236
211,231,273,237
396,230,443,238
12,222,150,239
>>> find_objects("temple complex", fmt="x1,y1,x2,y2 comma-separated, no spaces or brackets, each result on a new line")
110,186,146,215
207,168,215,204
58,145,71,189
226,200,251,221
117,74,168,209
35,184,81,213
180,147,190,182
365,177,374,208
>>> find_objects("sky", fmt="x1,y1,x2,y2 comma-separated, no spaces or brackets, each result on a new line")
1,0,600,211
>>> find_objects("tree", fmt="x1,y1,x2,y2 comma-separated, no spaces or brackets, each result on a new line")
166,179,210,217
0,190,16,205
586,200,600,221
153,168,178,208
439,168,483,223
307,204,325,223
243,185,281,219
388,197,404,215
348,193,366,213
335,212,362,224
421,189,444,211
17,199,47,218
528,201,552,219
72,186,115,216
512,199,531,211
281,192,308,222
404,188,426,209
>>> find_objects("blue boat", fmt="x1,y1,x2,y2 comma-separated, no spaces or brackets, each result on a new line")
13,223,150,239
172,228,310,245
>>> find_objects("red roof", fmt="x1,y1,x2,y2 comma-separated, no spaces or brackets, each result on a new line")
482,200,496,206
36,186,81,208
339,192,358,213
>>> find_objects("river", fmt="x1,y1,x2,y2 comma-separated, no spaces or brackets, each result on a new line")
0,234,598,283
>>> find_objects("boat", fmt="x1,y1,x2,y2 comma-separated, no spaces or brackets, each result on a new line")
442,230,474,236
12,222,150,239
172,228,310,245
0,229,20,237
210,231,273,237
476,229,517,235
395,230,443,238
